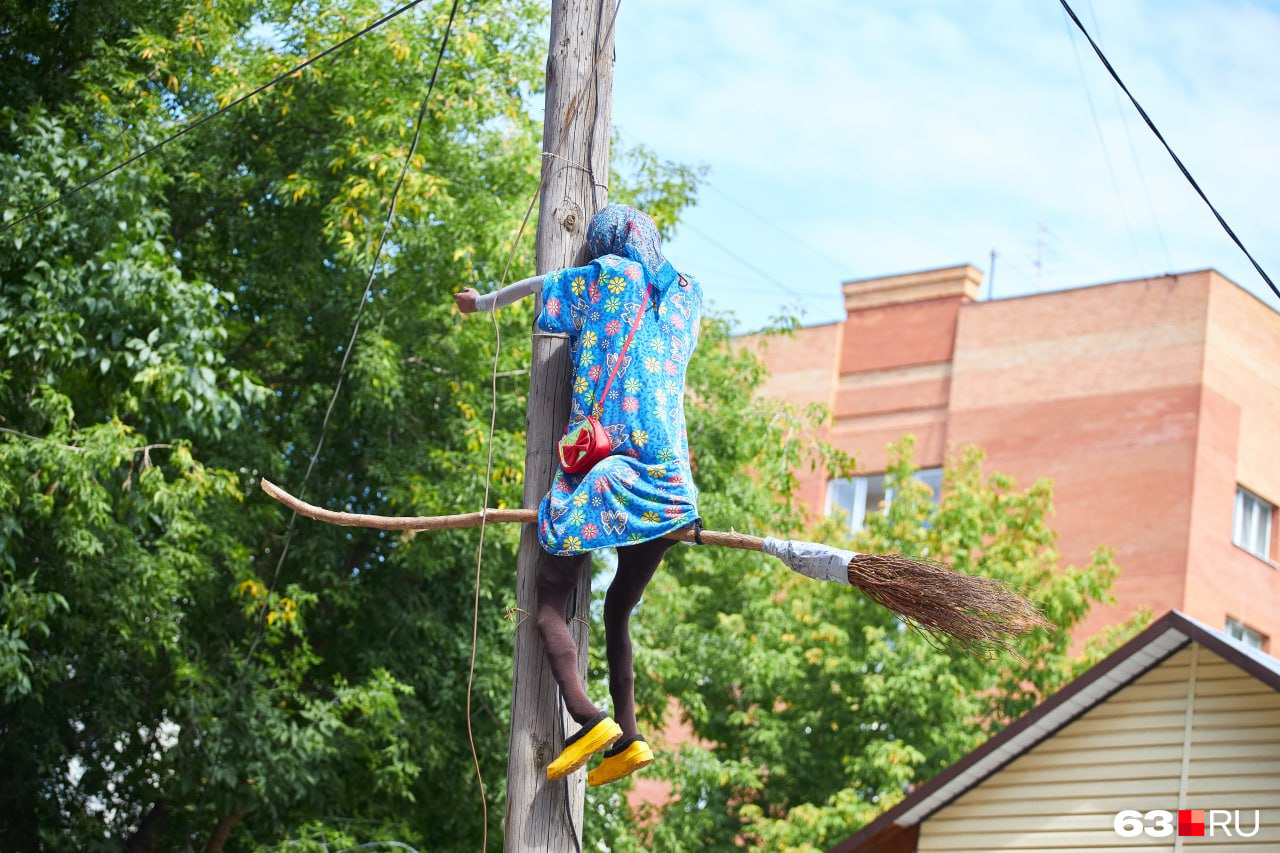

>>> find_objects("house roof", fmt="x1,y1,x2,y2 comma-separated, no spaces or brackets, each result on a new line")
830,610,1280,853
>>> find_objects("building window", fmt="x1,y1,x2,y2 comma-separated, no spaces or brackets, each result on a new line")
1225,616,1266,651
826,468,943,534
1232,486,1274,561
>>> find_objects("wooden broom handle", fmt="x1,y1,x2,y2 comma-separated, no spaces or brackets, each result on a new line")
260,479,764,552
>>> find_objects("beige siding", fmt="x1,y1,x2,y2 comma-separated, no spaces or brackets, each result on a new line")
917,645,1280,851
1185,653,1280,849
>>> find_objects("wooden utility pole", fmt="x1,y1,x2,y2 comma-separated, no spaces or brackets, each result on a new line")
504,1,614,849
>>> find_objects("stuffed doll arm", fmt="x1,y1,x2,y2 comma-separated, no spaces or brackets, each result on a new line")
455,275,545,314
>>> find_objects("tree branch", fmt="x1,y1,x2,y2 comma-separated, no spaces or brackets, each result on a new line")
258,477,758,549
202,809,245,853
0,427,173,458
258,479,1047,654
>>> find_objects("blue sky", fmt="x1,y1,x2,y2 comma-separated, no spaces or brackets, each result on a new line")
602,0,1280,331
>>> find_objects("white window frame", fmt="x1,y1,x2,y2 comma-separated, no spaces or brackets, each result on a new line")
826,468,943,535
1225,616,1266,651
1232,486,1274,561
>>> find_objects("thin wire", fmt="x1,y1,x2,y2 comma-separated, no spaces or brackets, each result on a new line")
586,0,609,213
563,12,618,846
562,20,618,846
704,181,852,274
1084,0,1174,272
1057,0,1277,301
0,0,435,237
682,221,830,300
559,665,583,853
543,152,609,191
464,189,540,852
1061,10,1148,277
464,4,622,849
469,310,499,849
698,272,830,300
194,0,461,832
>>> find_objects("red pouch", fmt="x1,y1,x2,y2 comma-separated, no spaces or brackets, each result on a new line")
556,282,652,475
558,417,612,475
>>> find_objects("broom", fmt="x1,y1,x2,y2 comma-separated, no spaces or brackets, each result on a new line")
260,479,1048,655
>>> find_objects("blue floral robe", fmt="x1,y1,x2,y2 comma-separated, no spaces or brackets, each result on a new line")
535,255,702,555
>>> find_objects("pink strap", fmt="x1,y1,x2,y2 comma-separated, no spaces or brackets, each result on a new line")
598,284,652,408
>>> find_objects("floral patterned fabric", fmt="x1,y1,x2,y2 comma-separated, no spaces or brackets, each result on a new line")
535,252,702,555
585,203,681,293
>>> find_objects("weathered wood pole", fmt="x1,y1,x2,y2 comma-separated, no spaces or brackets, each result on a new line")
504,0,614,849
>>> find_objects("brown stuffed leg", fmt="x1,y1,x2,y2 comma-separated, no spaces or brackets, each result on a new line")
604,536,674,738
534,552,598,724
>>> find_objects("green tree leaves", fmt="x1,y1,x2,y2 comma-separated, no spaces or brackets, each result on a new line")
1,1,1137,849
595,436,1143,851
1,0,552,847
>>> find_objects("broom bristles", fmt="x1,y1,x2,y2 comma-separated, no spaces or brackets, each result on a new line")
847,554,1050,658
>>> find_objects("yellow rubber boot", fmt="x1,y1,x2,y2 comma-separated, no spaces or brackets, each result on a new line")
546,712,622,781
587,734,654,786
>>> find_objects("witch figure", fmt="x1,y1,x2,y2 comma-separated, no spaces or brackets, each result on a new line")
455,204,702,786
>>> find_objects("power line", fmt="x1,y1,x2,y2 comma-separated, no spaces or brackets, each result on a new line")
681,221,831,301
1084,0,1175,273
1058,0,1277,301
692,265,834,301
1061,9,1149,278
193,0,462,833
704,181,854,274
0,0,434,236
471,4,624,848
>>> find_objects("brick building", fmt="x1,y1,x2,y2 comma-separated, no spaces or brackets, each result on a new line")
742,266,1280,647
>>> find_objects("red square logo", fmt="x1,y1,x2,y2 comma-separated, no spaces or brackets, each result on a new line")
1179,809,1205,837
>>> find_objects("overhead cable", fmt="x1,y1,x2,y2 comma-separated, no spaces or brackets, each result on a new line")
682,221,832,301
1058,0,1277,301
0,0,434,236
1060,10,1150,277
193,0,462,832
1081,0,1174,271
705,182,854,275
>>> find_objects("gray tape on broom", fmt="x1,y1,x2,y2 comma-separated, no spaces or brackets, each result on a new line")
762,537,855,585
